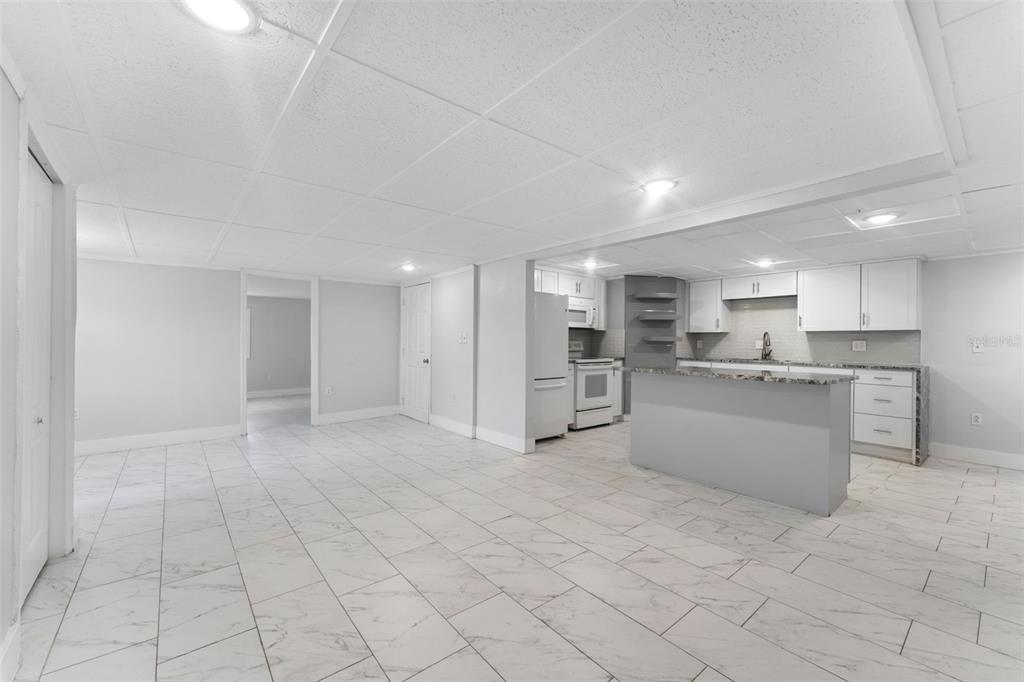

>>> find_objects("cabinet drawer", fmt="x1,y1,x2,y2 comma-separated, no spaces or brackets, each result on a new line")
854,384,913,418
711,362,788,373
853,413,914,449
854,369,914,388
677,360,712,368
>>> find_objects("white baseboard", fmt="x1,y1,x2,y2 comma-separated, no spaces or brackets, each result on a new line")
928,442,1024,471
1,621,21,682
247,387,310,399
475,426,535,454
428,413,475,439
315,405,399,426
75,424,242,455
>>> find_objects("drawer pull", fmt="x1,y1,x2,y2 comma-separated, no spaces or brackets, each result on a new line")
873,376,893,381
872,398,893,403
873,428,893,434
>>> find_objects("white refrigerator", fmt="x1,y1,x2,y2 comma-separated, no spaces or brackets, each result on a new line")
532,292,570,440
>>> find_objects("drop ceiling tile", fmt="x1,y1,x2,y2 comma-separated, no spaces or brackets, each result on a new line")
955,160,1024,193
971,223,1024,250
234,174,363,234
789,231,869,250
934,1,1001,27
132,243,210,265
378,120,574,214
963,184,1023,215
348,246,470,278
211,252,283,271
220,225,308,257
743,205,841,233
526,188,693,242
102,139,250,221
1,2,87,130
264,55,476,194
959,95,1024,167
460,160,634,228
124,209,224,251
288,236,378,264
44,127,118,205
333,0,629,113
400,216,507,255
758,217,852,242
454,228,561,261
861,215,968,241
63,3,313,167
828,177,961,215
76,202,129,255
943,1,1022,109
689,230,809,266
494,1,909,156
251,0,340,42
320,198,444,245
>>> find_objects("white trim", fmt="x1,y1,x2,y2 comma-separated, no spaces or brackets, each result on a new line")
0,621,21,682
239,270,248,435
310,278,320,426
317,405,399,425
475,426,535,454
928,442,1024,471
0,47,26,97
75,424,242,456
247,388,311,399
428,413,474,439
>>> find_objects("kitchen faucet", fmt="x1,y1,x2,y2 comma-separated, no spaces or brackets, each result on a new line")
761,331,772,360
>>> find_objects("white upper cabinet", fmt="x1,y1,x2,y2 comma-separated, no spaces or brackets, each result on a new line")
539,269,558,294
861,259,920,330
557,272,595,299
688,279,730,332
721,272,797,300
797,264,861,331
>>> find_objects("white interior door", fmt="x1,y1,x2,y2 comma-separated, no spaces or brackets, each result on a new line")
401,283,431,422
19,156,53,603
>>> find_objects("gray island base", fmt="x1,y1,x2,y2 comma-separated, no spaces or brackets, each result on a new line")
629,367,854,516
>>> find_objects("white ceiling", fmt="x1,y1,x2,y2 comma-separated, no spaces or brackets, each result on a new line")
2,0,1018,284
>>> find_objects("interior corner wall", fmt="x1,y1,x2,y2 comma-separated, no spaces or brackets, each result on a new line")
317,280,400,421
429,268,476,436
75,260,242,451
922,252,1024,468
246,295,311,395
476,258,534,453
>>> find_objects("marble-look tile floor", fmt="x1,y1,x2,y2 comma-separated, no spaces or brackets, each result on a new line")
247,395,311,432
16,417,1024,681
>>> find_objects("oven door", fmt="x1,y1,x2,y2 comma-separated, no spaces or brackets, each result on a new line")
575,363,613,411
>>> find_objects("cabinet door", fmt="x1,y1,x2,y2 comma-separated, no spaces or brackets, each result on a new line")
688,280,728,332
755,271,797,298
534,268,542,292
861,259,920,330
577,276,596,299
797,265,861,331
611,364,623,417
557,273,578,296
540,269,558,294
721,276,758,300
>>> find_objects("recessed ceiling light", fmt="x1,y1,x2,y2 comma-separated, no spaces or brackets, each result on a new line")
184,0,256,33
864,212,901,226
640,179,677,197
400,263,416,272
583,259,598,270
754,258,774,268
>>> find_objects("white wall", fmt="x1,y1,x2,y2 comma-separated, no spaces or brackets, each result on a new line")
922,252,1024,467
247,296,310,395
476,258,534,452
429,268,476,436
75,260,241,450
247,275,310,299
317,279,400,420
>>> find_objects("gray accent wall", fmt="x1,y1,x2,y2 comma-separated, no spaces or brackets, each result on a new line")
246,296,310,394
688,296,921,365
75,260,241,440
922,253,1023,462
430,268,476,430
318,280,399,416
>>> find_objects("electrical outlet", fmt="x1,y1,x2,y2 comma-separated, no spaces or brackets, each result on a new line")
971,412,983,426
972,339,985,353
696,339,704,350
325,386,334,397
754,340,763,350
851,340,867,352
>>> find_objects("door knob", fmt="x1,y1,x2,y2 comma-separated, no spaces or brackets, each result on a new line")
34,417,43,424
422,358,430,364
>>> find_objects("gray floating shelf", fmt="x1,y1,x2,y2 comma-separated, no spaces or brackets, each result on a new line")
638,313,679,321
633,293,678,300
642,336,678,344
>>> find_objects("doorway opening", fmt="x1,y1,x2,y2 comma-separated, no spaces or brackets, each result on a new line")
244,275,313,433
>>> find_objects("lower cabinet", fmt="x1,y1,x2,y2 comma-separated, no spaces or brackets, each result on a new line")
851,370,917,454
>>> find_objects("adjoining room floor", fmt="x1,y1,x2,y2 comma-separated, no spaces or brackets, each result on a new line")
16,418,1024,681
246,394,310,432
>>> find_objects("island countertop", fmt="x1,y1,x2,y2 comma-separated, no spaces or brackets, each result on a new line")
628,365,854,385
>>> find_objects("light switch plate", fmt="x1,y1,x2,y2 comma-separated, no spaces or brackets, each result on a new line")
754,340,763,350
852,340,867,352
972,339,984,353
971,412,983,426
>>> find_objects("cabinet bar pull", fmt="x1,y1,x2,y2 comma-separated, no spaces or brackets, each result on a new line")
872,398,892,403
861,312,866,327
752,282,755,294
873,428,892,434
756,281,760,294
874,376,893,381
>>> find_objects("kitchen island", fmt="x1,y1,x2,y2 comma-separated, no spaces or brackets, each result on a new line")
629,366,854,516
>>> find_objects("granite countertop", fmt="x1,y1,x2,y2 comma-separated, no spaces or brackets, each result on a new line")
676,357,926,371
630,366,854,385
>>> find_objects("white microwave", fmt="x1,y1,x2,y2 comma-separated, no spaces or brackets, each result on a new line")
567,298,599,328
